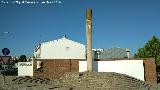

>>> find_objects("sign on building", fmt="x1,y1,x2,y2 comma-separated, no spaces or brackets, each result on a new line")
18,62,33,76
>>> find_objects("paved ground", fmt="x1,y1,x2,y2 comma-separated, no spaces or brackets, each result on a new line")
0,72,160,90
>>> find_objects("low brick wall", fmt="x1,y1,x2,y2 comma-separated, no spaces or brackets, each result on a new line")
33,59,79,79
33,58,157,85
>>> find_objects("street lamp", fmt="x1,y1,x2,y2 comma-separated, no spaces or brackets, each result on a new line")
0,32,10,35
0,32,10,38
2,32,10,34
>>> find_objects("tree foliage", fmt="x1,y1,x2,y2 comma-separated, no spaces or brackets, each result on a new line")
134,36,160,69
18,55,27,62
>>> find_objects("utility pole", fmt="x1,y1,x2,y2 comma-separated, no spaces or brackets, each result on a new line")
86,8,93,72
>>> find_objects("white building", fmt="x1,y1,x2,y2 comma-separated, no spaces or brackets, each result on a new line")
34,36,86,59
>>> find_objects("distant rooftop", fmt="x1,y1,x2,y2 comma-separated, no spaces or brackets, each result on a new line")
99,47,130,59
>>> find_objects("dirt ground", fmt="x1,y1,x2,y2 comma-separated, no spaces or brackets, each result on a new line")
0,72,160,90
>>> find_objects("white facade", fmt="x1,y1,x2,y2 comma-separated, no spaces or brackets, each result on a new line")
34,37,86,59
79,60,144,81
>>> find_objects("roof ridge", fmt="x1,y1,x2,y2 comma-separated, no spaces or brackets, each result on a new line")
41,37,84,46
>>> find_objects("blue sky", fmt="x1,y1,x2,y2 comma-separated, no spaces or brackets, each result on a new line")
0,0,160,57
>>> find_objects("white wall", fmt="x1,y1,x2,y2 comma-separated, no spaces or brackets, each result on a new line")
79,60,144,81
39,38,86,59
18,62,33,76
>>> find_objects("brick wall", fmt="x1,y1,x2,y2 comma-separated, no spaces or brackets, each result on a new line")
33,58,157,85
33,59,79,79
143,58,157,84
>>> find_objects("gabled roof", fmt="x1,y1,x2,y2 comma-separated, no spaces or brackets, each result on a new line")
41,37,85,47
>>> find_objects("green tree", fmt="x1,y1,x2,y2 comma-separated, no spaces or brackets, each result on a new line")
18,55,27,62
134,36,160,70
157,54,160,68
